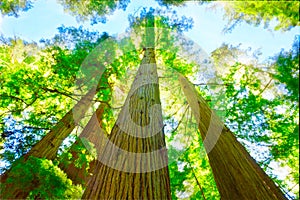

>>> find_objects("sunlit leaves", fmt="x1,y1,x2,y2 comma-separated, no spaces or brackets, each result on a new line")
0,5,298,198
1,156,82,199
57,0,130,24
211,40,299,198
272,37,299,102
59,138,96,177
0,0,34,17
156,0,205,7
217,0,299,32
0,27,116,173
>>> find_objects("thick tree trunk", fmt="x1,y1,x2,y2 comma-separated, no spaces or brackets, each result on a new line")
59,103,107,185
0,87,98,199
82,16,171,199
179,75,287,200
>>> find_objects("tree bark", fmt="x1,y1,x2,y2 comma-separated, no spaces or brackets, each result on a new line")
82,15,171,199
179,74,287,200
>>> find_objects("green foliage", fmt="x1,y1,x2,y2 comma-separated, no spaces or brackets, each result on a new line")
266,38,299,197
0,38,72,170
167,131,220,199
0,0,34,17
272,37,299,102
157,0,188,7
0,27,116,171
57,0,130,24
219,1,299,32
156,0,207,7
59,138,96,173
128,8,194,34
0,37,74,123
211,40,299,198
2,156,82,199
1,116,45,171
0,0,130,24
168,147,188,199
1,5,298,199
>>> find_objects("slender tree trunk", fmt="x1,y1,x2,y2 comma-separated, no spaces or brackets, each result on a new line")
82,16,171,200
179,74,287,200
58,103,107,185
0,87,98,199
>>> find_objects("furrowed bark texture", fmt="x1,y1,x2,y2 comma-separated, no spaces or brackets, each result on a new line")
179,75,287,200
83,21,171,198
0,88,97,199
59,103,107,185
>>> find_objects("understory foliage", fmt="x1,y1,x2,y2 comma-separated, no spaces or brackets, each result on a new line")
0,2,299,199
1,156,83,198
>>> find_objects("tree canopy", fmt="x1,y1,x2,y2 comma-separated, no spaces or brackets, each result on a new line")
0,1,298,199
215,0,299,32
0,0,34,17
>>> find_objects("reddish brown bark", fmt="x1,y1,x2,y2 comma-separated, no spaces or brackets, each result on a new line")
83,47,171,200
82,16,171,199
59,103,107,185
179,74,287,200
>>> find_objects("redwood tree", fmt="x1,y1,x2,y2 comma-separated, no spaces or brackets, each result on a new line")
82,13,171,199
179,74,287,200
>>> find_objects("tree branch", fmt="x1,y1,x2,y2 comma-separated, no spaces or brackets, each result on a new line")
258,78,273,96
194,83,230,86
41,87,79,101
170,105,189,134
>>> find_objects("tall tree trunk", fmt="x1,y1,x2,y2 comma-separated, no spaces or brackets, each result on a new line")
58,103,107,185
179,74,287,200
82,15,171,200
0,87,98,199
27,87,97,160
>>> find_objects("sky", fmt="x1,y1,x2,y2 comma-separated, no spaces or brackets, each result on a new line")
0,0,299,62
